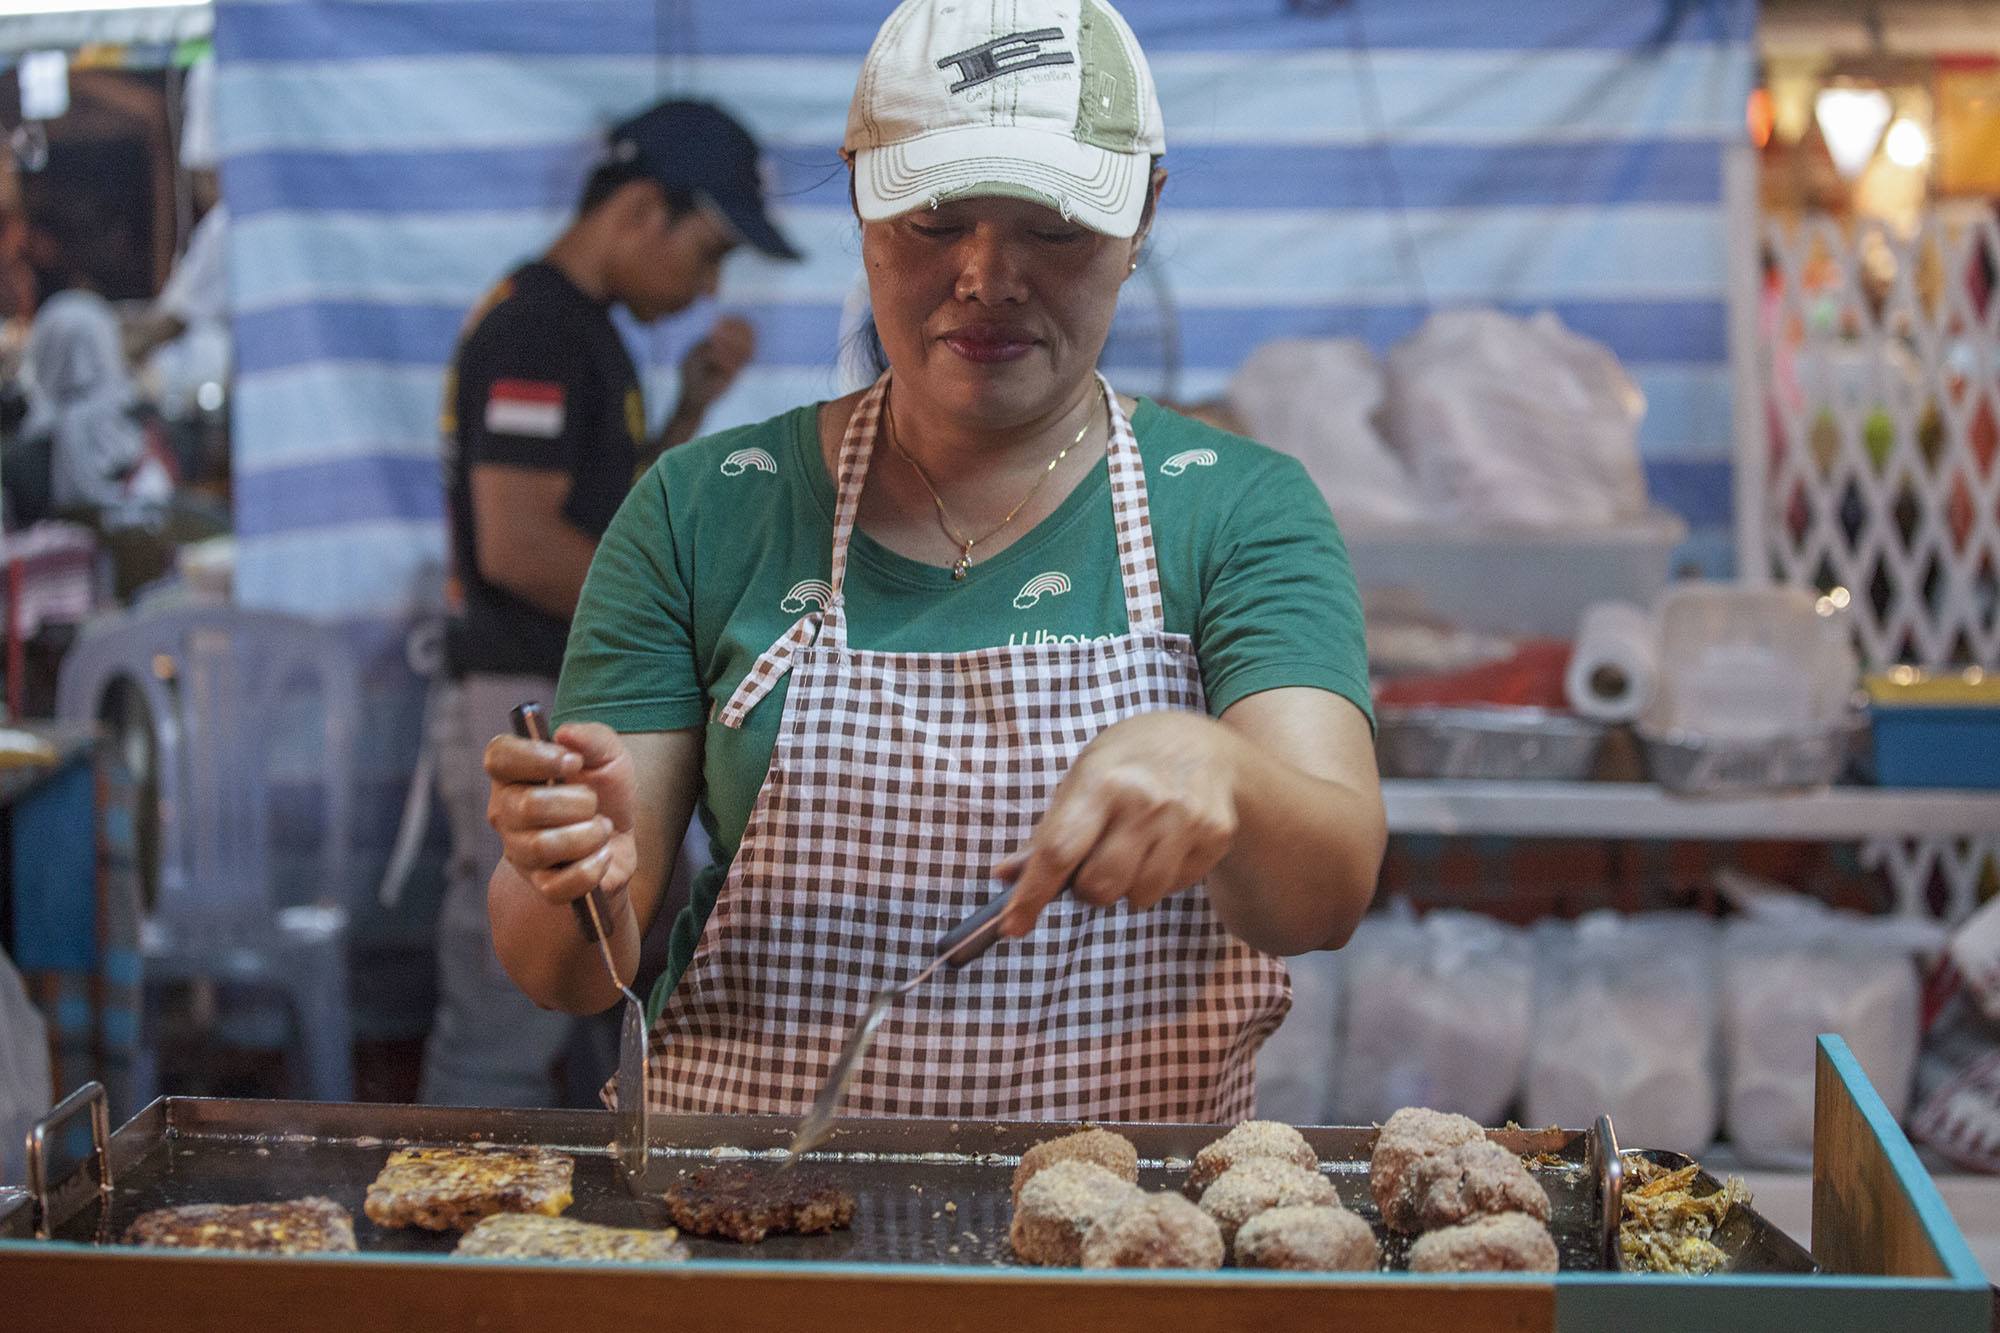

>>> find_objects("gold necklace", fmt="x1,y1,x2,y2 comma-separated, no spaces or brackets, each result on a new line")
885,400,1094,581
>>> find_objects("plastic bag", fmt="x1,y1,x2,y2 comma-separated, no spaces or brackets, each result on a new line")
1895,893,2000,1171
1255,948,1341,1124
1,949,53,1186
1525,913,1719,1153
1333,902,1532,1125
1718,883,1940,1167
1382,309,1648,527
1226,338,1424,527
1911,991,2000,1173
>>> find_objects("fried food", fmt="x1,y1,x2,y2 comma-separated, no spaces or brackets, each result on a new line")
1369,1107,1485,1231
363,1146,574,1232
1196,1156,1340,1248
455,1213,690,1263
123,1197,356,1254
1407,1212,1558,1274
1081,1193,1225,1270
1010,1127,1139,1206
1188,1120,1318,1195
660,1164,856,1244
1233,1204,1380,1272
1619,1159,1749,1275
1405,1139,1551,1232
1009,1159,1147,1266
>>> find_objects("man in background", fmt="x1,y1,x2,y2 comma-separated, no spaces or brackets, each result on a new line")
421,99,799,1107
126,55,230,431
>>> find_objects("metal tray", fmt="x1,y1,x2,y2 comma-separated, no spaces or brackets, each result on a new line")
6,1088,1811,1276
1617,1148,1816,1275
1637,714,1865,794
1377,706,1606,781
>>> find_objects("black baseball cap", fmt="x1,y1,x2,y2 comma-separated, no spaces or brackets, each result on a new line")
606,99,802,261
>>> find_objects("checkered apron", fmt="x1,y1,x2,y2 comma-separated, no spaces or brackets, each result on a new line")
640,373,1289,1121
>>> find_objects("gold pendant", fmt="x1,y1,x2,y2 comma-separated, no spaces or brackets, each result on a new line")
951,554,971,581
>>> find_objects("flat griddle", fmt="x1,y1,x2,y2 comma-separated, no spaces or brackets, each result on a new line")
4,1090,1813,1274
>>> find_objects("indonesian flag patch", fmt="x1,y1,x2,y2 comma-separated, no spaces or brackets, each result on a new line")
484,379,566,439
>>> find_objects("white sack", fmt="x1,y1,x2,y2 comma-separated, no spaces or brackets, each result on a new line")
1334,904,1532,1125
1226,338,1424,527
1721,911,1936,1168
1255,948,1341,1124
1382,309,1648,527
1525,913,1719,1153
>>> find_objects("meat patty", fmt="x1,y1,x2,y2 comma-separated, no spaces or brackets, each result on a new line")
659,1164,856,1244
455,1213,690,1263
1406,1140,1550,1232
1081,1193,1225,1270
1407,1212,1559,1274
1234,1204,1380,1272
1010,1160,1147,1266
1187,1120,1319,1195
1011,1128,1139,1206
1196,1157,1340,1248
1369,1107,1485,1231
123,1197,357,1254
363,1146,575,1232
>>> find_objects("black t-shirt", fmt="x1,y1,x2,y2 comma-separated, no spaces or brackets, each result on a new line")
442,261,643,678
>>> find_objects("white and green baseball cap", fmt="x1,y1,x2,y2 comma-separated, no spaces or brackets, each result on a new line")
843,0,1165,239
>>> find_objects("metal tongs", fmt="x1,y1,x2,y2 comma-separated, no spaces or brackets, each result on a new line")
511,703,651,1180
782,881,1019,1164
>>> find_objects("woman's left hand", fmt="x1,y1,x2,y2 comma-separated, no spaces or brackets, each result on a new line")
996,710,1243,936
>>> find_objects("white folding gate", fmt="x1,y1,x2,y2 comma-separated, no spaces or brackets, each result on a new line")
1743,189,1999,920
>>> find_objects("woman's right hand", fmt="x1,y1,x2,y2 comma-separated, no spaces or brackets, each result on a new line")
484,721,639,907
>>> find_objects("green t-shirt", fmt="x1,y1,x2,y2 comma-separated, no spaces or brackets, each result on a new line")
554,398,1372,1018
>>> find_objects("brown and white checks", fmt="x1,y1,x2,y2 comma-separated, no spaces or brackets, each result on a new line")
641,373,1290,1121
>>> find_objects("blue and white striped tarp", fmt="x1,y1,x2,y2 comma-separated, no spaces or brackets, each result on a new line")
217,0,1756,621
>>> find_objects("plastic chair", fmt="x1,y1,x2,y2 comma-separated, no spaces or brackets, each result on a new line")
56,605,361,1102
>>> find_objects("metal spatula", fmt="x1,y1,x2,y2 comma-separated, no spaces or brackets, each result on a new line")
511,703,649,1178
782,881,1017,1164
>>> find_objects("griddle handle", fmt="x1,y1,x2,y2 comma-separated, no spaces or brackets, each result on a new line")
510,702,611,944
28,1080,111,1240
1594,1112,1625,1271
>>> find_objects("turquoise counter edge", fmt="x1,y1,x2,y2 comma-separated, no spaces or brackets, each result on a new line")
1819,1032,1988,1286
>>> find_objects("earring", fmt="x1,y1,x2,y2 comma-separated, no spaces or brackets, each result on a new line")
1127,257,1139,274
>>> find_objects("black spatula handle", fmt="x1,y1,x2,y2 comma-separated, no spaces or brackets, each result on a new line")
511,702,611,943
935,882,1018,968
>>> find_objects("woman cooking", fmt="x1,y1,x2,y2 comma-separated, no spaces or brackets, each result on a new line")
483,0,1384,1122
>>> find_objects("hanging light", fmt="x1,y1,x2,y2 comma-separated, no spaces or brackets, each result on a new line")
1883,117,1931,169
18,50,69,122
1815,86,1892,178
1746,87,1775,149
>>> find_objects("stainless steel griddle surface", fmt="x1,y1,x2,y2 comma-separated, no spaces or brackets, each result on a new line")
7,1097,1810,1274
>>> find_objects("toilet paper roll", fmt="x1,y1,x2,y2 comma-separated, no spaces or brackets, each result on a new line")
1565,601,1658,723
